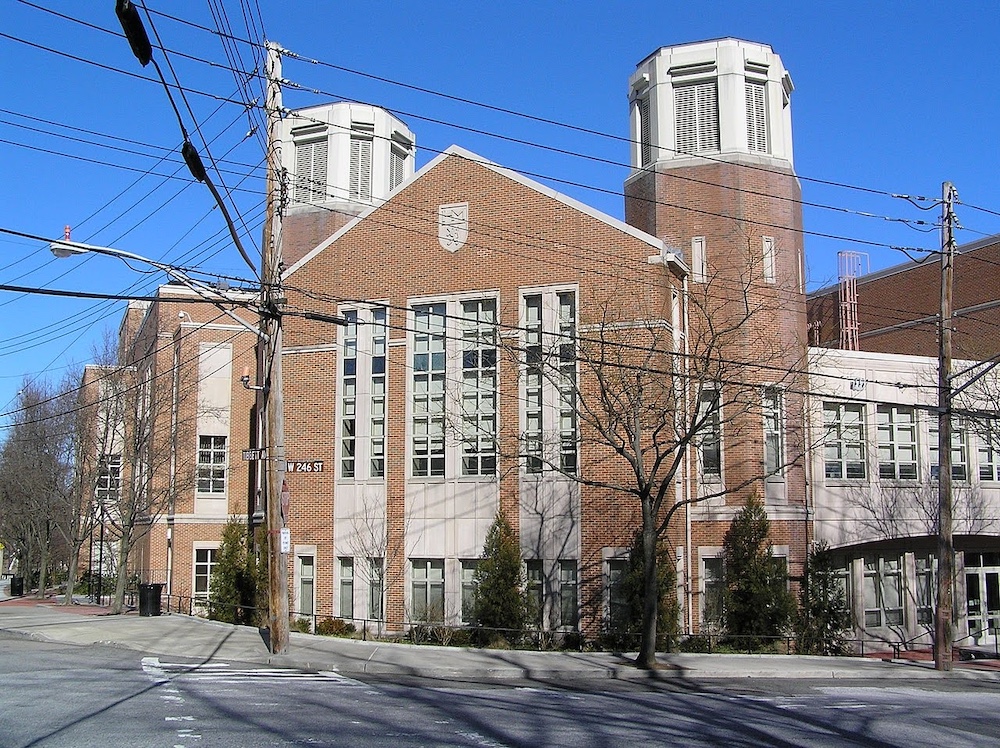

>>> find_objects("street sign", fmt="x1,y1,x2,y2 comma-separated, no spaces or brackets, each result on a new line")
242,448,267,461
287,460,324,473
280,527,290,554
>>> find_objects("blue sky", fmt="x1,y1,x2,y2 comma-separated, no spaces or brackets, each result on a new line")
2,0,999,426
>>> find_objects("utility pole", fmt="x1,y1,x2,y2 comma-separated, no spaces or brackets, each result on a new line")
262,41,289,655
935,181,957,671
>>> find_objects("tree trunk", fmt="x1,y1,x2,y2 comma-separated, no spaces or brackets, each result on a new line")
636,511,660,669
109,540,130,614
63,540,80,605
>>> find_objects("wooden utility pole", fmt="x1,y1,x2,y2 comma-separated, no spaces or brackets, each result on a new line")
935,181,957,671
262,41,289,655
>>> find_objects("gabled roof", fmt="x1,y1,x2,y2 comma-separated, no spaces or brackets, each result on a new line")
283,145,682,278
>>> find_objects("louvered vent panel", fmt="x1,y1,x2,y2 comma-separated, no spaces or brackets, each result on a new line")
674,85,697,154
638,96,652,166
695,82,719,151
746,82,768,153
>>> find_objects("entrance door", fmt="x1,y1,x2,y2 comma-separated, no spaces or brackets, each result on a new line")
965,553,1000,645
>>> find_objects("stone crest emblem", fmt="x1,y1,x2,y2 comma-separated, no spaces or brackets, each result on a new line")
438,202,469,253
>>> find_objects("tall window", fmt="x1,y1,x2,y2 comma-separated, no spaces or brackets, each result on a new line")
193,547,217,598
411,559,444,622
294,137,328,203
745,81,768,153
638,95,652,166
96,453,122,508
762,236,776,284
607,559,628,630
558,560,578,628
698,389,721,479
339,307,388,480
863,555,903,627
368,557,384,621
461,299,497,476
703,557,725,625
196,436,227,493
674,81,719,154
877,404,918,480
349,125,373,202
521,290,578,475
526,560,544,626
930,420,969,481
341,311,358,478
339,557,354,619
412,303,446,477
915,554,935,625
298,555,315,617
978,420,1000,481
763,388,783,476
461,560,478,624
690,236,707,283
823,402,865,479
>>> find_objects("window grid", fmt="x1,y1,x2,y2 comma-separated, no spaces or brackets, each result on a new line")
703,557,725,625
526,559,544,626
196,436,227,493
524,296,544,473
915,554,935,625
698,390,721,479
823,402,866,479
674,81,719,154
607,559,628,630
863,555,903,628
763,388,783,476
368,557,384,621
558,560,578,628
461,560,478,624
557,293,578,474
976,420,1000,481
193,548,217,597
341,311,358,478
412,304,446,477
96,453,122,508
877,404,917,480
370,309,387,478
460,299,498,476
930,421,969,482
411,559,444,623
339,557,353,619
299,555,315,617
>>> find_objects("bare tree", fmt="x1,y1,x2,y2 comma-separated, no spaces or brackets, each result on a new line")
500,257,807,667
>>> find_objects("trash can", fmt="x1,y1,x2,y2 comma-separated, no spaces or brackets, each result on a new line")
9,576,23,597
138,583,163,616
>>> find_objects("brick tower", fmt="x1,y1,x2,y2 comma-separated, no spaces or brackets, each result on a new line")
624,39,809,631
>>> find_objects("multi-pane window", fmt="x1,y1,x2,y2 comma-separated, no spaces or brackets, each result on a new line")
763,388,783,476
930,420,969,482
976,420,1000,481
863,555,903,627
196,436,227,493
298,555,315,617
193,547,217,598
524,296,544,473
698,389,721,479
294,137,328,203
703,557,725,625
674,81,719,154
745,81,768,153
521,290,578,475
339,557,354,619
823,402,865,479
412,303,446,477
341,311,358,478
558,560,578,628
526,560,544,626
461,560,478,624
368,557,384,621
461,299,497,476
411,559,444,622
557,293,578,473
607,559,628,630
339,307,388,480
96,453,122,508
638,95,652,166
915,554,935,625
877,405,918,480
349,124,373,202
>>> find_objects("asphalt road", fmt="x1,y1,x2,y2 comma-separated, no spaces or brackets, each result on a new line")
2,634,1000,747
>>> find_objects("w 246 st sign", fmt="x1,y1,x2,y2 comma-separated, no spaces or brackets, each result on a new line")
287,460,324,473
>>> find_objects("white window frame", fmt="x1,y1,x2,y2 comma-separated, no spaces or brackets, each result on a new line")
930,419,969,482
96,453,122,509
674,80,719,154
691,236,707,284
822,402,866,480
338,306,389,481
338,556,354,620
763,387,784,478
975,419,1000,482
297,552,316,618
557,559,578,629
702,555,725,626
876,404,918,481
196,435,227,495
193,544,219,600
411,558,445,623
762,236,776,284
293,134,329,204
697,388,722,481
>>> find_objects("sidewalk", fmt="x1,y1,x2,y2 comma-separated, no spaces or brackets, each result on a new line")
2,588,999,683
